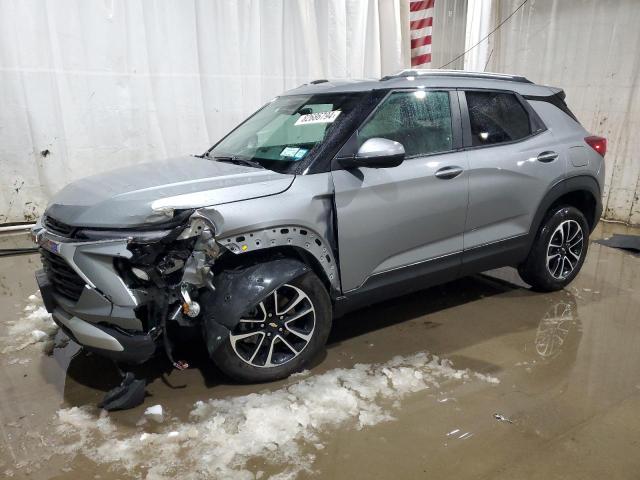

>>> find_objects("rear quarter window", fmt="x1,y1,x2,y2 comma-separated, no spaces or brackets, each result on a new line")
524,92,581,124
465,91,531,146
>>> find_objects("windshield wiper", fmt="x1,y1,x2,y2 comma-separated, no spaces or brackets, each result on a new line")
212,155,265,169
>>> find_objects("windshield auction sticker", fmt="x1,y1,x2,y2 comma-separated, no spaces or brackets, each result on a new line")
280,147,300,157
280,147,310,160
294,110,341,126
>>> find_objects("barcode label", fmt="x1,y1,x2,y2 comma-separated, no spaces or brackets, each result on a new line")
295,110,341,126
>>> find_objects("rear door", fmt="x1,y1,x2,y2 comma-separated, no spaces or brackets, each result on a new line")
332,89,468,293
460,90,565,255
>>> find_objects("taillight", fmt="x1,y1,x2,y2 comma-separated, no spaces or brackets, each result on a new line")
585,135,607,157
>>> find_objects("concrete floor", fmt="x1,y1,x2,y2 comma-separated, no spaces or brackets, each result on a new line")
1,223,640,479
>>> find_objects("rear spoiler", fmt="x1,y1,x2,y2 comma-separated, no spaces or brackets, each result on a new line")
523,88,580,124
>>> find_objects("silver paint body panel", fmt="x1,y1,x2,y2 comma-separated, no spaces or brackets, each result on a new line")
332,151,469,291
53,308,124,352
45,155,294,228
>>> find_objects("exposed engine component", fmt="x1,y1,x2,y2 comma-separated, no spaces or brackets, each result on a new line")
131,266,150,281
157,255,185,276
180,283,201,318
106,213,224,369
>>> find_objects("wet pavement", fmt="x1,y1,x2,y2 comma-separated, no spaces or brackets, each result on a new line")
1,223,639,479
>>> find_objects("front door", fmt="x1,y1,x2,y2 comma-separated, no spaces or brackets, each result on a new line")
332,89,469,293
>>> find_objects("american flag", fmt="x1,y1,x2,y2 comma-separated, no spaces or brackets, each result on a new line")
410,0,434,67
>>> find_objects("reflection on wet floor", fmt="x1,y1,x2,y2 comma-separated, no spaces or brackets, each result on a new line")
534,300,576,358
1,223,640,479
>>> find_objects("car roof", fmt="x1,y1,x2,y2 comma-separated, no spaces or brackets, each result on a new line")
283,69,559,97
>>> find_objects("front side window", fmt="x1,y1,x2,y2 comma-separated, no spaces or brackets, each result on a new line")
210,93,365,173
358,90,453,158
465,91,531,146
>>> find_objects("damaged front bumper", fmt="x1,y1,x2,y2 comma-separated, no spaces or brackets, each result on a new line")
31,218,179,364
37,269,157,363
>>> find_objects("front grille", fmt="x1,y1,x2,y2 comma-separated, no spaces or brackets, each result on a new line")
43,215,76,237
40,249,86,301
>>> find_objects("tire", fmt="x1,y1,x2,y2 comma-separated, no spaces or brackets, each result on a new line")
211,270,332,383
518,205,589,292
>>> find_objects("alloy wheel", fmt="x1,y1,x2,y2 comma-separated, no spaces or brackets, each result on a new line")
229,284,316,368
546,219,584,280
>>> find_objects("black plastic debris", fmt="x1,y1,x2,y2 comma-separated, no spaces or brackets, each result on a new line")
99,372,146,411
594,234,640,256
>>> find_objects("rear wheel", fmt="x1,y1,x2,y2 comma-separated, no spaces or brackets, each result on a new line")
211,271,332,383
518,206,589,292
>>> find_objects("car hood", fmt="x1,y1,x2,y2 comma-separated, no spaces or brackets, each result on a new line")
45,155,295,228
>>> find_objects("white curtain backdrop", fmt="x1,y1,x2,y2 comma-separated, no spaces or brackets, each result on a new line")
463,0,491,72
464,0,640,225
0,0,408,224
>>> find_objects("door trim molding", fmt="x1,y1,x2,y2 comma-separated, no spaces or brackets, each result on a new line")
349,249,461,293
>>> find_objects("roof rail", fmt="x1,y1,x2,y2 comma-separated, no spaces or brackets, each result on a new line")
380,69,532,84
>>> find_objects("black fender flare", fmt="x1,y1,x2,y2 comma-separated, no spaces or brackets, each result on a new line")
200,258,310,356
527,175,602,249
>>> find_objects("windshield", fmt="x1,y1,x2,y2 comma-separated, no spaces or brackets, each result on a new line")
209,93,365,173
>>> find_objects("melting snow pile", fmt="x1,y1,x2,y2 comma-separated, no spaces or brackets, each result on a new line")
54,353,499,479
144,405,165,424
1,294,58,354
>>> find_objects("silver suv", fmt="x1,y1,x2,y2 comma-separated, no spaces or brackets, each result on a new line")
32,70,605,384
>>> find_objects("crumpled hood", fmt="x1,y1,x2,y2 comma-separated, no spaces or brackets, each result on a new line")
45,155,295,228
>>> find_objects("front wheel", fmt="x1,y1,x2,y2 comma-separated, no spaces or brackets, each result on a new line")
518,206,589,292
211,270,332,383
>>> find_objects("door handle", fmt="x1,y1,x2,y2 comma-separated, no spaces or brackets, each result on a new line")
537,151,558,163
435,166,464,180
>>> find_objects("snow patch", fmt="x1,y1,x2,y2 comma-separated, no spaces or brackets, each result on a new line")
53,352,499,479
473,372,500,384
31,329,48,342
6,358,31,366
144,405,164,423
1,294,58,354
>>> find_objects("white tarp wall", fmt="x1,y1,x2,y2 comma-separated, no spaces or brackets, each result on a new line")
465,0,640,225
0,0,408,224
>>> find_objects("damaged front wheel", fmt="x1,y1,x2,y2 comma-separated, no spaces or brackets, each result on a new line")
212,271,332,382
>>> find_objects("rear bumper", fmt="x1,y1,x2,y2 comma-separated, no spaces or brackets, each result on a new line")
37,269,157,364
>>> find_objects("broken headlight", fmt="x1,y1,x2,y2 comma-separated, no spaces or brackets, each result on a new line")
118,215,221,288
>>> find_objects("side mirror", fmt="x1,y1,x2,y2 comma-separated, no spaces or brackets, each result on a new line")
338,138,405,169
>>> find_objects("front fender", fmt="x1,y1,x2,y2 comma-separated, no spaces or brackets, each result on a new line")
201,258,309,356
